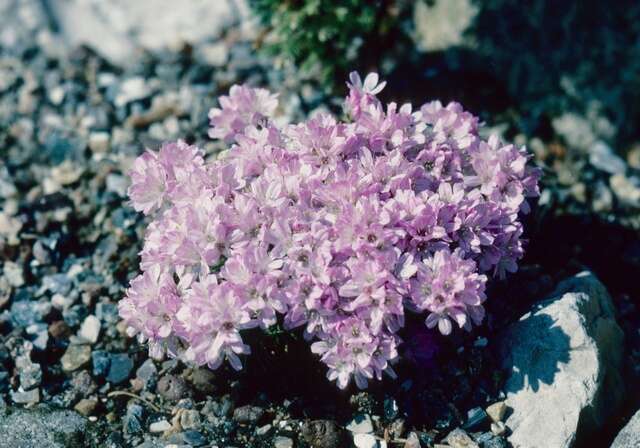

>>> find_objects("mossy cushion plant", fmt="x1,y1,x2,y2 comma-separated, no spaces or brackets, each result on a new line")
250,0,416,91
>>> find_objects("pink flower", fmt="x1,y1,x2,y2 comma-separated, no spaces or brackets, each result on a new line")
121,71,538,389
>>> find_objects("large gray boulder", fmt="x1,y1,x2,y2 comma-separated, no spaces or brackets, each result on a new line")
499,271,624,448
0,406,93,447
611,410,640,448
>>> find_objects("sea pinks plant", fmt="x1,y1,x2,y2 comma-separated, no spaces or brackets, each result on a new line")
119,72,540,389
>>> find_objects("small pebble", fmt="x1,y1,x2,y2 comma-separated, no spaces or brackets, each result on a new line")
256,424,272,436
106,353,133,384
233,405,264,424
354,433,379,448
182,430,207,446
150,419,172,433
78,315,101,344
273,436,294,448
88,132,110,153
347,414,374,434
10,388,40,404
404,432,421,448
180,409,201,430
74,398,98,416
445,428,479,448
61,345,92,372
485,402,506,423
301,420,346,448
463,407,488,430
490,421,506,436
157,374,188,401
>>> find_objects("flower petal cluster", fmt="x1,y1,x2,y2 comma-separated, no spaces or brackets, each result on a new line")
120,73,539,389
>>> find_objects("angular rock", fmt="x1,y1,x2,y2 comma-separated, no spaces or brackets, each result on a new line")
499,271,624,448
611,410,640,448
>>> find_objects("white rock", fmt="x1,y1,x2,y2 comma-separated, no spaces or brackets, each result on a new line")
413,0,477,51
500,271,624,448
149,419,172,432
49,0,250,66
353,433,379,448
89,132,110,153
199,41,228,66
273,436,294,448
115,77,151,107
347,414,374,434
78,315,101,344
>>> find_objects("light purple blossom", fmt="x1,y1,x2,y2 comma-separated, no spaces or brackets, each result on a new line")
121,71,540,389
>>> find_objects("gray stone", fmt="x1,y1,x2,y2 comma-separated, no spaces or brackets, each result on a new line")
106,353,133,384
233,404,264,424
124,403,144,435
301,420,346,448
611,410,640,448
0,406,90,447
500,271,624,448
136,359,158,390
16,354,42,389
11,387,40,404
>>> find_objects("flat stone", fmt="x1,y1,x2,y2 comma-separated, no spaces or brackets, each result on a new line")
500,271,624,448
61,345,92,372
611,410,640,448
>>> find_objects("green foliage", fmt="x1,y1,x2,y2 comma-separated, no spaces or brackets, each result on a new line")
250,0,415,91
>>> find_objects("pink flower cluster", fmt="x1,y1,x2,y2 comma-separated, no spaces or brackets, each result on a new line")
120,73,539,389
